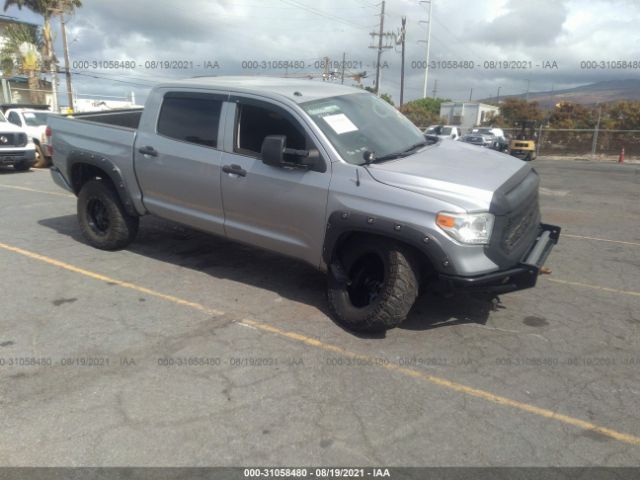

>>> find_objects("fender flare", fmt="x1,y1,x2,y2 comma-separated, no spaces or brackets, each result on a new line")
67,151,138,217
322,210,454,274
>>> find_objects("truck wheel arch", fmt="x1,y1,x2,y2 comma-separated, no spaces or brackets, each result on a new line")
322,211,451,277
68,154,138,217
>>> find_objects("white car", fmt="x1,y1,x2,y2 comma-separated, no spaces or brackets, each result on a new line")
0,111,36,171
424,125,462,140
5,108,55,167
472,127,506,139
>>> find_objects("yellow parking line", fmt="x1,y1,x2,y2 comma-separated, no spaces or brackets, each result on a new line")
0,242,224,316
562,233,640,247
1,241,640,447
547,278,640,298
0,184,74,198
243,318,640,446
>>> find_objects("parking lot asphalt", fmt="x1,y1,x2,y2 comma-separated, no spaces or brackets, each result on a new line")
1,158,639,466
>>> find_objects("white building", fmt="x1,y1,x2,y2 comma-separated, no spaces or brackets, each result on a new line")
439,102,500,132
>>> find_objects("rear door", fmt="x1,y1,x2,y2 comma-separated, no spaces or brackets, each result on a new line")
219,96,331,267
135,90,228,235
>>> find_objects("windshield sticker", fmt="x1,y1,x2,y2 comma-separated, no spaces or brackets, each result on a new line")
23,112,36,118
323,113,358,135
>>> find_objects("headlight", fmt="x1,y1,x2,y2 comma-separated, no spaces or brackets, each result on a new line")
436,212,495,245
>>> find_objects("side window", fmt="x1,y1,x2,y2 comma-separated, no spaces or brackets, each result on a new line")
8,112,21,126
234,103,306,158
157,93,222,148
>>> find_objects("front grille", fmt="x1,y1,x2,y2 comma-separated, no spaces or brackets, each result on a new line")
501,198,540,254
0,133,27,147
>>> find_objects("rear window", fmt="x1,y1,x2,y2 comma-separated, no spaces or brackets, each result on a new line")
157,94,222,148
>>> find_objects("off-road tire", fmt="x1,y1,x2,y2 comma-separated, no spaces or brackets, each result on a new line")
77,180,139,250
327,238,420,332
33,145,48,168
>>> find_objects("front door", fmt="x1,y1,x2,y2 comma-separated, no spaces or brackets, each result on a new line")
220,98,331,267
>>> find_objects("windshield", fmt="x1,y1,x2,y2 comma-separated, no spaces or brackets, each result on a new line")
441,127,452,135
0,111,6,122
301,92,425,165
23,111,49,127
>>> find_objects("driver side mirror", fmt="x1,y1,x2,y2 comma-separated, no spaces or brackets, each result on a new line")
261,135,286,167
261,135,322,171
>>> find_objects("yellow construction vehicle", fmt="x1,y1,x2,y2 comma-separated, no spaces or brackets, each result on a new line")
509,120,538,161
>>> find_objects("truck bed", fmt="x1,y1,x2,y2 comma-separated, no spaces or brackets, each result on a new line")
69,108,144,130
48,110,145,214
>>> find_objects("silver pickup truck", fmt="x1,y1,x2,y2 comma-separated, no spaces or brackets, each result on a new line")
48,76,560,332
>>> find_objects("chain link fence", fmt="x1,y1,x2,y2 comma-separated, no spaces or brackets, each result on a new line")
417,126,640,159
500,128,640,158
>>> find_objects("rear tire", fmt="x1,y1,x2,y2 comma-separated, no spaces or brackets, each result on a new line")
327,238,420,332
77,179,139,250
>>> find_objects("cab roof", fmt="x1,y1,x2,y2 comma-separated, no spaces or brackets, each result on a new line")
155,76,362,104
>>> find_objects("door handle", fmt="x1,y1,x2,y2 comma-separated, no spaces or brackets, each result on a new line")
138,146,158,157
222,164,247,177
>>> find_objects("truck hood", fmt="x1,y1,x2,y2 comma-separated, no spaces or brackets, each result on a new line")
0,121,26,133
365,139,530,211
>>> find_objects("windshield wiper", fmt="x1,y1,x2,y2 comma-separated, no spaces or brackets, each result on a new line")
367,141,428,164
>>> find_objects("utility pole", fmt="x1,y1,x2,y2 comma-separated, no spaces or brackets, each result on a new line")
371,1,386,95
496,86,501,104
525,79,530,102
368,2,393,95
432,79,438,98
323,56,329,81
398,17,406,106
591,104,602,157
47,31,59,112
341,52,346,85
419,0,433,98
60,13,73,112
469,88,473,101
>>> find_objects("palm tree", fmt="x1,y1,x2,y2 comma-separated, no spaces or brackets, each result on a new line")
3,0,82,110
0,23,44,103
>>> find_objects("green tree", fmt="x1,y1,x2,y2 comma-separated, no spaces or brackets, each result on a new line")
0,23,43,102
399,97,451,128
605,101,640,130
492,98,543,127
547,102,597,129
380,93,394,106
4,0,82,108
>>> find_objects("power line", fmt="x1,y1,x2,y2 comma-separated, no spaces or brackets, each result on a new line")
69,70,155,88
278,0,371,30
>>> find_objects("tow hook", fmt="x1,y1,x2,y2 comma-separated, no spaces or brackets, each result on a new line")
489,295,504,312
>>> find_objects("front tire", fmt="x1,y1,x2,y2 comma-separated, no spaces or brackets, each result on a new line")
13,160,32,171
77,180,139,250
33,144,49,168
328,238,420,332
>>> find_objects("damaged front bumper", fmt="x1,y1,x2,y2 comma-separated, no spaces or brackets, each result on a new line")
438,223,561,294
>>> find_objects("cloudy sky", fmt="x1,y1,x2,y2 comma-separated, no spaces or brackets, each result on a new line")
5,0,640,106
